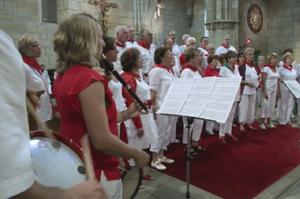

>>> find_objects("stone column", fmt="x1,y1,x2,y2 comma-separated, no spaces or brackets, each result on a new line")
205,0,239,49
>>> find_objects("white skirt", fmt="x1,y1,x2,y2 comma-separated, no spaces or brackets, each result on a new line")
126,112,158,150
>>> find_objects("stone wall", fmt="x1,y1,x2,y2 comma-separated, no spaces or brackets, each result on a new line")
239,0,300,62
0,0,97,69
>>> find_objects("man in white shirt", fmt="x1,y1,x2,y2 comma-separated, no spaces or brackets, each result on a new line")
198,37,209,68
168,30,181,59
114,25,129,73
215,34,237,56
137,28,155,79
0,29,105,199
125,25,138,48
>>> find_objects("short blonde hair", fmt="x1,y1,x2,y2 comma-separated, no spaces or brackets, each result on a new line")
282,52,293,62
267,52,278,62
244,47,255,55
18,35,38,56
53,13,101,73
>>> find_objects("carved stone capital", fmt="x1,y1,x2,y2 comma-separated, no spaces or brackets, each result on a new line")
205,19,238,30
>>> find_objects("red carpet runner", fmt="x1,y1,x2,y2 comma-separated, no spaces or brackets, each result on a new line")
164,125,300,199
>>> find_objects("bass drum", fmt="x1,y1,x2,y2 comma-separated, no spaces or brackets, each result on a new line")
121,160,143,199
30,131,87,188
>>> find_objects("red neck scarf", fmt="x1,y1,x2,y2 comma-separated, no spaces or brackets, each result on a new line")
138,41,150,50
222,44,229,49
283,63,293,71
115,40,126,48
155,64,174,74
22,55,43,75
128,38,134,43
183,63,197,72
245,60,254,67
124,71,141,80
267,63,276,69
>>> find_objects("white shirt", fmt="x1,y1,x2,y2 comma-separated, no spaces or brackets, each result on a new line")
243,64,259,95
149,67,176,108
113,45,127,73
179,44,187,54
219,65,241,101
172,43,181,58
108,80,126,111
279,66,298,91
137,45,154,75
181,68,202,79
262,66,280,91
0,30,35,199
215,45,237,56
125,41,138,49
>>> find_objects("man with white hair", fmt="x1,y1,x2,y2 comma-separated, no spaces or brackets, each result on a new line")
114,25,129,72
168,30,181,58
215,34,237,56
179,34,191,54
137,28,155,80
125,25,138,48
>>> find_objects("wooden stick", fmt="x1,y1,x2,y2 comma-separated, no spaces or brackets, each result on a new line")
26,97,55,140
80,134,95,180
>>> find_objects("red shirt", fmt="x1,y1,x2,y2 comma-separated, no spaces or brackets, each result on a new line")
121,72,143,129
204,65,220,77
53,65,120,180
179,53,186,66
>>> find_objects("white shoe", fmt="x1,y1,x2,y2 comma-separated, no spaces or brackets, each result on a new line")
159,156,175,164
259,123,266,130
151,160,167,170
207,131,214,135
268,123,275,128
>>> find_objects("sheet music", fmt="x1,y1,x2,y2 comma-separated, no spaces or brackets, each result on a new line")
157,77,242,123
157,78,194,115
284,80,300,99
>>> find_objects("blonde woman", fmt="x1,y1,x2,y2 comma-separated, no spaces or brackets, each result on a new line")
261,53,280,128
53,13,149,199
278,52,297,125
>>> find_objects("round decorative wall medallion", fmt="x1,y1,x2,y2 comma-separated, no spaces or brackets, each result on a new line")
247,4,263,33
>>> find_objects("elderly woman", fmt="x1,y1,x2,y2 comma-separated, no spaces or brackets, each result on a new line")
278,52,297,125
18,35,52,128
218,51,240,143
149,47,177,167
120,48,165,171
261,53,281,128
238,47,260,132
181,48,206,152
52,13,149,199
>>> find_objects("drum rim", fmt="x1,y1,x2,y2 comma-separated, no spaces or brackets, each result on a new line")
30,131,83,160
121,161,143,199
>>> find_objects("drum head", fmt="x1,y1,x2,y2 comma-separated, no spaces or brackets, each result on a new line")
122,166,142,199
30,132,87,188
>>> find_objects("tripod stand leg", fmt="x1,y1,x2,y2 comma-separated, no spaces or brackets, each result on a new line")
185,117,194,199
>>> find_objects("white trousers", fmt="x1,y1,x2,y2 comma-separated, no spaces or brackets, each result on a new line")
262,89,277,119
238,94,256,124
205,121,214,132
169,116,178,143
182,118,204,144
100,172,122,199
150,114,172,152
279,89,294,125
219,102,237,137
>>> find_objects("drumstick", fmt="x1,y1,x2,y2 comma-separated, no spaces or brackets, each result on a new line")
80,134,96,180
26,97,58,147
